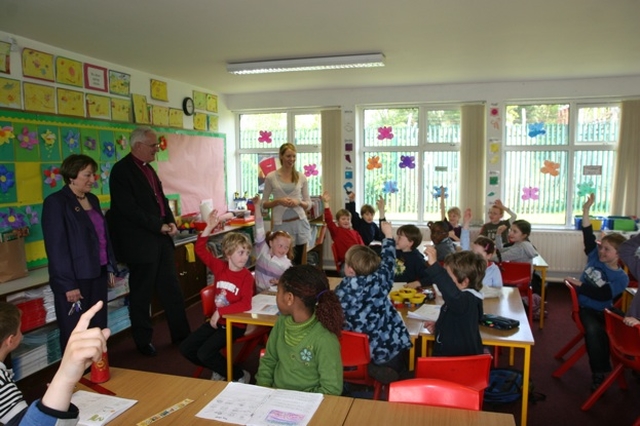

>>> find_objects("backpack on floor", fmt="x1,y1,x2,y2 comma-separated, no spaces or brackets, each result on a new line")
484,369,546,405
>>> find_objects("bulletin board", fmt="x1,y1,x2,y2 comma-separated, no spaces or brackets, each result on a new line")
0,108,226,269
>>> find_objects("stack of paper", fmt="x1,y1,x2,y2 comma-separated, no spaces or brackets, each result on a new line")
107,299,131,335
407,304,441,322
11,343,48,381
197,382,323,426
71,390,137,426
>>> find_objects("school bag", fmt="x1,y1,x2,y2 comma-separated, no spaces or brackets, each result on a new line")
484,368,546,404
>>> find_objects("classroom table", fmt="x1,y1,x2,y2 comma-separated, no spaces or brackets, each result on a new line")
343,398,516,426
419,287,535,426
533,255,549,328
225,277,424,380
76,367,353,425
76,367,516,426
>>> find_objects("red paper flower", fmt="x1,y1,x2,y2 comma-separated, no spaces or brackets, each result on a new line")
258,130,272,143
377,126,394,140
158,135,167,151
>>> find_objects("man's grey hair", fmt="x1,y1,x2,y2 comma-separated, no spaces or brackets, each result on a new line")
130,127,155,148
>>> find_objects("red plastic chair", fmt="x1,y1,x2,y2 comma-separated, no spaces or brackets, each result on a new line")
582,309,640,410
415,354,492,408
192,285,270,378
339,330,384,400
552,281,586,378
500,261,534,326
331,242,341,272
388,378,481,410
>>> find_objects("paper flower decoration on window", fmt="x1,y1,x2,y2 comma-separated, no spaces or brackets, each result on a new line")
43,166,62,188
540,160,560,177
64,130,79,150
0,165,15,194
377,126,394,140
399,155,415,169
366,156,382,170
18,127,38,150
158,135,167,151
0,126,15,146
25,206,39,225
528,122,546,138
577,181,596,197
116,134,128,150
432,186,447,200
258,130,272,143
102,141,115,158
521,186,539,201
40,129,56,148
0,208,27,230
84,136,96,151
100,163,111,184
383,180,398,194
303,164,318,177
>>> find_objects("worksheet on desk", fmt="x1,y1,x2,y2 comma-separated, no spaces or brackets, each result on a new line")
247,294,279,315
196,382,323,426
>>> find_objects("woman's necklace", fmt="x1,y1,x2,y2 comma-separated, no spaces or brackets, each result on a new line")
75,192,86,200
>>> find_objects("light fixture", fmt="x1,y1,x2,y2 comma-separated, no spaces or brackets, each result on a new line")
227,53,385,75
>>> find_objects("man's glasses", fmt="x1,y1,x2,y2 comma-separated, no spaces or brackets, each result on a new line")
144,142,161,148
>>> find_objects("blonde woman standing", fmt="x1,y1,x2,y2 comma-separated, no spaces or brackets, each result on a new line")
262,143,312,265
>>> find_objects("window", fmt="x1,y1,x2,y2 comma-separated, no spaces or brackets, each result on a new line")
237,111,322,198
360,107,461,222
503,103,619,226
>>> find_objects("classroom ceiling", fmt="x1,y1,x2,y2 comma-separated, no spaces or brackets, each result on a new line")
1,0,639,96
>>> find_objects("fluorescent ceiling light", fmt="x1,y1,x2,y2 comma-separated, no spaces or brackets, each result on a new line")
227,53,385,75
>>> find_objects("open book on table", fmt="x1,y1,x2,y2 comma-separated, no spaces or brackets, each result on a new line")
196,382,323,426
406,304,441,322
71,390,137,426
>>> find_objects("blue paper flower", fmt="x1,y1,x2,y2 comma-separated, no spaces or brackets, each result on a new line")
528,122,546,138
64,130,79,150
0,165,16,194
0,207,28,230
102,141,115,158
433,186,448,200
383,180,398,194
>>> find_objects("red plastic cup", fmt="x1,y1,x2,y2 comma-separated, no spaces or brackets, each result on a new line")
90,352,110,384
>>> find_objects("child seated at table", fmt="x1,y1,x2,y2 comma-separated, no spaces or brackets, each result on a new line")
346,191,385,253
619,233,640,326
460,208,503,288
439,186,462,241
428,220,457,262
322,191,364,275
394,224,431,289
480,199,517,242
423,247,486,356
180,210,254,383
0,302,28,425
335,221,412,384
565,194,628,391
256,265,343,395
251,195,294,293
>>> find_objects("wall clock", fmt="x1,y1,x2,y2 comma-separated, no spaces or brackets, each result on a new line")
182,97,195,116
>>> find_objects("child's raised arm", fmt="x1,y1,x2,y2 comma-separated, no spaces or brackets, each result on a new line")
582,193,595,228
41,301,110,413
380,220,393,239
376,196,386,221
495,199,517,222
321,191,331,209
439,186,447,221
460,208,472,250
252,195,266,243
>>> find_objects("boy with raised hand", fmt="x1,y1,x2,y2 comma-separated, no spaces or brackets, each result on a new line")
19,300,110,425
322,191,364,275
335,221,412,384
345,191,385,253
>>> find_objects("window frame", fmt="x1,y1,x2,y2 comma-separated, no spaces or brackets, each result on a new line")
358,104,462,224
235,109,323,198
502,100,619,228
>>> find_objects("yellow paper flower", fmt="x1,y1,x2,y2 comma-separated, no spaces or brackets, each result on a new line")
490,142,500,153
0,126,15,146
41,129,57,147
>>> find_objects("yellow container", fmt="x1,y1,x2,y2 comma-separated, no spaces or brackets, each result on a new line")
390,291,404,304
410,293,426,305
399,288,416,298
